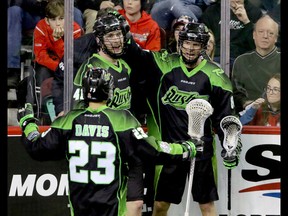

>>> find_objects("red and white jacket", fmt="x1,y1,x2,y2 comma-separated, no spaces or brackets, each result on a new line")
33,19,83,71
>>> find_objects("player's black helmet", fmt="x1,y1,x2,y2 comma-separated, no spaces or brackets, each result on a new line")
178,22,210,47
93,13,130,58
82,67,114,103
178,21,210,64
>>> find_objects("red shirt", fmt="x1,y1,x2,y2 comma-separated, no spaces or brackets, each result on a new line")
33,19,83,71
249,107,280,126
119,9,161,51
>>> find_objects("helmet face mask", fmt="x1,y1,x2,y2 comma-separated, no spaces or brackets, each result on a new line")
178,22,210,65
93,14,130,58
102,29,125,57
82,67,114,103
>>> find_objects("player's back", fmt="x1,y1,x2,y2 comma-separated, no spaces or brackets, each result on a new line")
56,107,139,216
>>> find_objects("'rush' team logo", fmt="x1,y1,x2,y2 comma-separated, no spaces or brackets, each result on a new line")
161,86,208,109
108,86,131,110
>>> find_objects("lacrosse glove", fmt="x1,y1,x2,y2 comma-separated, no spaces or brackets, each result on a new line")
221,139,242,169
182,138,204,160
17,103,39,139
182,141,196,160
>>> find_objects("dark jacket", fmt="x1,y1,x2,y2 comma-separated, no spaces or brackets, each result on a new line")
8,0,48,17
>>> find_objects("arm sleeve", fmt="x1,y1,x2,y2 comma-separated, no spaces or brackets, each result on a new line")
239,105,257,125
119,127,186,165
22,125,67,161
122,37,156,84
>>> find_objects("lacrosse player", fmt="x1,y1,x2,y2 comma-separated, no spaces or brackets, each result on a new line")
70,10,150,216
122,20,242,216
17,67,199,216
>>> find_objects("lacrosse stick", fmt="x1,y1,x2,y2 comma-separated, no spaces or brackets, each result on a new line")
220,115,242,216
184,99,213,216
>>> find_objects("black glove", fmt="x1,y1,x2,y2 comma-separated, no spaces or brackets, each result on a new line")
191,137,204,157
221,140,242,169
182,141,196,160
182,137,204,160
17,103,38,131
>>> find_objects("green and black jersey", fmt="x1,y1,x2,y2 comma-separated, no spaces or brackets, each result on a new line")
22,106,187,216
73,53,132,110
123,39,235,159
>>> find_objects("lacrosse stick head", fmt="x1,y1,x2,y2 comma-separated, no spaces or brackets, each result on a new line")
185,99,214,139
220,115,242,157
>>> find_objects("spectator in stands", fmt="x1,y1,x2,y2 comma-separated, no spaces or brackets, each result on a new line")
249,73,280,126
248,0,281,47
33,0,82,90
206,29,215,60
231,14,280,113
76,0,121,33
200,0,263,68
167,15,193,53
7,0,83,88
118,0,161,51
150,0,214,31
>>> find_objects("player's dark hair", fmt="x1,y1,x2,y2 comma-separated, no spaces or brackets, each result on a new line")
82,67,114,103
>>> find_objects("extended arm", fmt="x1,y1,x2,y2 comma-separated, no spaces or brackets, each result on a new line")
17,103,66,161
125,127,198,164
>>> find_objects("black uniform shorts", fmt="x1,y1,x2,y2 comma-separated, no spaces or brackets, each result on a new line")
126,160,144,201
154,158,219,204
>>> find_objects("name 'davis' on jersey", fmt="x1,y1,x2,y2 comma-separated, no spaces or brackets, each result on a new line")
75,124,109,137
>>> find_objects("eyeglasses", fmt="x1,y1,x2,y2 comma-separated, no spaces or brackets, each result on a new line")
264,86,280,94
256,30,276,38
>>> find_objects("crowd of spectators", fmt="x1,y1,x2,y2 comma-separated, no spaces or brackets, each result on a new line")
9,0,281,216
8,0,281,124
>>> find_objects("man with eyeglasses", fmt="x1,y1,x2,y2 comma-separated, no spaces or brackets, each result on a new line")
231,14,280,113
200,0,263,70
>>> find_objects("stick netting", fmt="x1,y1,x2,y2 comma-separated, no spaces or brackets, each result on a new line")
185,99,214,139
220,116,242,157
